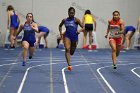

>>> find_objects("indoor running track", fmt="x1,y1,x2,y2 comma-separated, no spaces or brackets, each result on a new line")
0,48,140,93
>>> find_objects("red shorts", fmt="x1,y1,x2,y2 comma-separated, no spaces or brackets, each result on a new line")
109,37,122,45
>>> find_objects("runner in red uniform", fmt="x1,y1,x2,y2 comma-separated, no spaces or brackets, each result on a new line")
105,11,125,69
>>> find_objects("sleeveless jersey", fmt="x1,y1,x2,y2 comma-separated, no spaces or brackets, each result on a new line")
109,19,121,38
64,17,78,41
22,22,36,43
10,11,19,29
84,14,94,24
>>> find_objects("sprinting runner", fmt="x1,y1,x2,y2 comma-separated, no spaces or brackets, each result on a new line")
59,7,84,71
105,11,125,69
16,13,38,66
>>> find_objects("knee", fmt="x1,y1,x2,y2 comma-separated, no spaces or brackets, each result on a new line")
125,35,130,40
112,48,117,53
65,48,70,53
22,44,29,50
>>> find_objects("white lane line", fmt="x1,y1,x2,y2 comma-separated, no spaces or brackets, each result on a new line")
62,67,69,93
78,50,109,93
50,49,53,93
0,52,21,87
97,63,138,93
97,65,116,93
62,63,96,93
17,64,51,93
131,67,140,79
0,63,17,67
17,61,85,93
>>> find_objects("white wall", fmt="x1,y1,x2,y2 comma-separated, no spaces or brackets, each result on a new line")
1,0,140,48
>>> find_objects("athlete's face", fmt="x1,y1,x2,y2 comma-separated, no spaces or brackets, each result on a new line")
27,14,33,22
68,10,75,18
113,12,120,21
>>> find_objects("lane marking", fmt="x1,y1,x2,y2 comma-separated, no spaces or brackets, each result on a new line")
50,49,53,93
97,65,116,93
131,67,140,79
62,63,96,93
97,63,138,93
17,61,86,93
17,61,101,93
0,52,21,88
17,64,52,93
78,50,109,93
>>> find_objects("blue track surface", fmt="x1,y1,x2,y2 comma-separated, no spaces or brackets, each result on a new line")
0,48,140,93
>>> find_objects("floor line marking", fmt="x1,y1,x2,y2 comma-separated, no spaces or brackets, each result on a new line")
17,61,86,93
78,50,109,93
131,67,140,79
62,63,97,93
50,49,54,93
97,63,138,93
0,52,21,88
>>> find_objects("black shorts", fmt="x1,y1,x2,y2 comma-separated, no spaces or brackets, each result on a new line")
85,24,93,31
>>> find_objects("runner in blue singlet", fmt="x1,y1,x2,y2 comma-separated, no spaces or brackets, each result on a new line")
16,13,38,66
59,7,84,71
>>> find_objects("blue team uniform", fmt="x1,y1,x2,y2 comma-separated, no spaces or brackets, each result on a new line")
38,26,49,34
10,11,19,29
124,26,136,35
64,17,78,41
22,22,36,47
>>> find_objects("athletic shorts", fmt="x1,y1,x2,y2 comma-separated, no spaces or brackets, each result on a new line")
10,22,19,29
22,37,36,47
124,26,136,35
85,24,93,31
109,37,122,45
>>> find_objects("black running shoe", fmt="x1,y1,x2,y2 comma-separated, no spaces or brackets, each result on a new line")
10,45,15,48
113,64,117,69
29,56,32,59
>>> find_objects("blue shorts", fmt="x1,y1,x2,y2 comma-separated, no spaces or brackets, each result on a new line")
22,40,35,47
124,26,136,35
10,22,19,29
22,37,36,47
64,33,78,41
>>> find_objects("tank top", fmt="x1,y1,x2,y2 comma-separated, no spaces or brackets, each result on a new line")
10,11,18,25
23,22,35,42
64,17,78,36
84,14,94,24
109,19,121,38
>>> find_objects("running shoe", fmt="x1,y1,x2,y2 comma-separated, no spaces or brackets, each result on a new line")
22,61,26,66
29,56,32,59
113,64,117,69
67,66,72,71
10,45,15,48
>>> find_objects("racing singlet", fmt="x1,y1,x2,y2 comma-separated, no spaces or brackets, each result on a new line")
22,22,36,43
64,17,78,41
10,11,19,29
109,19,121,38
84,14,94,24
